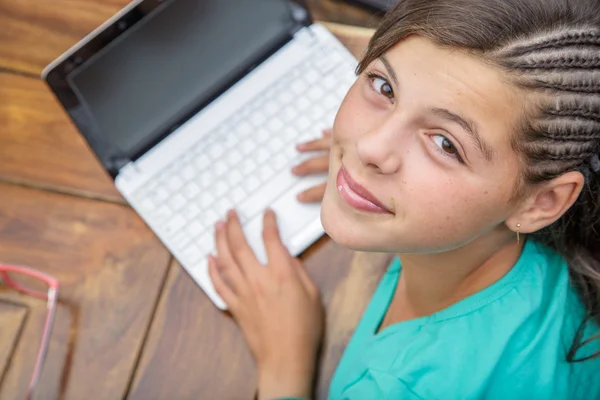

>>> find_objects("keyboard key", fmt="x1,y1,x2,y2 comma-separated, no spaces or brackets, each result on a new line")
164,214,186,235
283,127,298,141
141,198,154,211
198,192,215,208
296,116,311,132
198,232,215,254
263,101,278,118
273,154,288,170
168,194,186,211
268,137,284,152
281,106,298,123
182,183,201,199
227,170,243,186
214,197,233,217
323,75,337,90
196,171,213,188
151,188,169,203
226,150,242,166
308,86,325,101
240,139,257,155
230,187,246,204
181,165,195,181
243,175,261,193
258,165,275,182
240,159,257,174
182,244,203,264
187,220,205,237
297,97,310,111
181,203,201,220
237,121,253,136
208,143,225,159
255,148,270,164
291,80,306,95
256,128,270,142
267,118,283,133
215,181,228,197
167,176,184,192
280,90,294,105
214,160,228,176
170,231,192,251
323,95,339,110
305,69,320,84
193,155,211,171
150,204,171,220
203,209,220,227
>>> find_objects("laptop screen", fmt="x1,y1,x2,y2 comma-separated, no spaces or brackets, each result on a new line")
64,0,298,164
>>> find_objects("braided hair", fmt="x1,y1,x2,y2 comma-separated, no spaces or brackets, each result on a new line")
358,0,600,361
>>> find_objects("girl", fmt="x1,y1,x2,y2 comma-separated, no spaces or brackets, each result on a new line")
208,0,600,398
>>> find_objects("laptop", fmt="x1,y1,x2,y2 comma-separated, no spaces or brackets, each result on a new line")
42,0,357,309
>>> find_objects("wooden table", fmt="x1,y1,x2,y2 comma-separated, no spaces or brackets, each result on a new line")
0,1,391,398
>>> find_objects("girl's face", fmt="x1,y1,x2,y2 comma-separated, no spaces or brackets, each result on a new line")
321,35,527,253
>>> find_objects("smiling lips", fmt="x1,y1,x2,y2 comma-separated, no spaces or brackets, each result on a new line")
336,166,393,214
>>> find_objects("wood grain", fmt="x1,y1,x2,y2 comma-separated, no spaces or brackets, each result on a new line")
0,72,123,202
0,301,27,386
0,0,129,76
0,182,171,399
128,260,257,400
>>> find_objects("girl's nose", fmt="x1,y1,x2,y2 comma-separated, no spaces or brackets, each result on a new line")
355,118,403,174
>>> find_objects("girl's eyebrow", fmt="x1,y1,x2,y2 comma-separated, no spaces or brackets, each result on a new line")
430,107,494,161
379,56,399,86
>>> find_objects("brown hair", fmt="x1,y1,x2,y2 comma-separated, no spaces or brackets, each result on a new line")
359,0,600,362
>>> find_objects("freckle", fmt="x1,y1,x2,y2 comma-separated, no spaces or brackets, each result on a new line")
446,216,450,220
484,191,488,195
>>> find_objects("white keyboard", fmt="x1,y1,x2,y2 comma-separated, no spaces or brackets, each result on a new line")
131,48,356,268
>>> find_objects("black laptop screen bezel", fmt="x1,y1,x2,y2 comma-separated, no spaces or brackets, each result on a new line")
43,0,312,178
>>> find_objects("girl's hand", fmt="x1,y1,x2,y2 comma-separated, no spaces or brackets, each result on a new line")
292,128,332,203
208,209,324,400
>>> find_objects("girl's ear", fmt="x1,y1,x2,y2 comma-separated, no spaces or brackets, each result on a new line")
506,171,585,234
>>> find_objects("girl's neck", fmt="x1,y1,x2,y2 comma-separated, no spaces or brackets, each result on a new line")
380,229,524,330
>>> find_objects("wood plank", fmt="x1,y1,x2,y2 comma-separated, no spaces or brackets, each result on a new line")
0,301,27,384
0,72,123,202
0,182,171,399
308,0,383,29
128,260,257,400
0,0,128,76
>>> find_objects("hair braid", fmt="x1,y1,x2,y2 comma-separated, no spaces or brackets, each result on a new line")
500,29,600,58
504,48,600,70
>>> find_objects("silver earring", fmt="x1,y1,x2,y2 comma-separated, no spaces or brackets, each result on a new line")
516,223,521,244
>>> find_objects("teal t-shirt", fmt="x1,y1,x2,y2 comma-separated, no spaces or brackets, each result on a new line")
328,240,600,399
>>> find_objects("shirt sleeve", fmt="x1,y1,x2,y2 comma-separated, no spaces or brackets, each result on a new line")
338,369,425,400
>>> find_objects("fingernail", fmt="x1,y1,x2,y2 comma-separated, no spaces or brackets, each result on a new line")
297,193,306,201
296,143,306,151
227,209,236,219
215,221,225,231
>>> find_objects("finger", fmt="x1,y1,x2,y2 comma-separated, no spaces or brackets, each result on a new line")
262,209,292,274
226,210,260,274
297,182,327,203
322,128,333,137
296,136,331,153
291,155,329,176
208,254,240,310
215,220,247,293
292,258,319,298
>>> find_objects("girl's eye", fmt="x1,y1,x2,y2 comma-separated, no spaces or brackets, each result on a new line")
368,75,394,101
432,134,462,162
